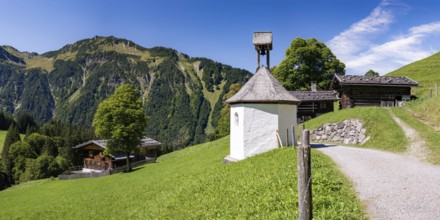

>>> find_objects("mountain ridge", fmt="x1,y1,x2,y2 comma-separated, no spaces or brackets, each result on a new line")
0,36,251,149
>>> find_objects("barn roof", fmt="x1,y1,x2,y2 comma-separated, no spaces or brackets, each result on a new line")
73,137,161,149
290,90,339,101
225,67,300,104
332,75,418,87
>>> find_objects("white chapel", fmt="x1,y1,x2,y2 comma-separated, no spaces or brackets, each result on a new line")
224,32,299,162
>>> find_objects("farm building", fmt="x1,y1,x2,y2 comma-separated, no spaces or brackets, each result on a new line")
73,137,161,171
224,32,299,162
290,82,339,122
331,74,418,109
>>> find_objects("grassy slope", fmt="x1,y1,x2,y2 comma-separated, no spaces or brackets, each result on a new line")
391,107,440,164
387,52,440,128
403,96,440,128
0,130,6,155
0,137,366,219
303,107,407,152
387,52,440,97
194,63,227,134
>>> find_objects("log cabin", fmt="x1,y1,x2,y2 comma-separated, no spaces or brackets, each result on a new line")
73,137,161,171
331,75,418,109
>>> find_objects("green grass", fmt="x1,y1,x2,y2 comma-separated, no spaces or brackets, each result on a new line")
404,96,440,129
0,136,367,219
387,52,440,97
302,107,408,152
391,107,440,164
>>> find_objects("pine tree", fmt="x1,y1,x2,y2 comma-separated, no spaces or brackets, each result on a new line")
1,123,21,184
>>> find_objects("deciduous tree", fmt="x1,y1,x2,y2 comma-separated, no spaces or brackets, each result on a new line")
273,37,345,90
364,69,379,76
92,84,147,172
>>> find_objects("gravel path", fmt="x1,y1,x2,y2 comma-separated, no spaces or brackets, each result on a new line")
316,145,440,219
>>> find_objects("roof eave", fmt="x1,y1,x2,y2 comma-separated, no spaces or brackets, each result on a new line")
227,100,301,105
340,83,418,87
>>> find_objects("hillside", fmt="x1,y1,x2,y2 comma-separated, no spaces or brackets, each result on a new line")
303,107,408,152
387,52,440,97
0,136,366,219
0,36,251,149
386,52,440,128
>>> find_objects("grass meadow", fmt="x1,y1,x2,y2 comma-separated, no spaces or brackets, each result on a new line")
0,136,366,219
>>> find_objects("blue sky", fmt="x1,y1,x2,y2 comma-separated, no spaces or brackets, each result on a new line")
1,0,440,75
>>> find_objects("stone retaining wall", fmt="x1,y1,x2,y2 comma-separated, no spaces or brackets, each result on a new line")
310,119,368,145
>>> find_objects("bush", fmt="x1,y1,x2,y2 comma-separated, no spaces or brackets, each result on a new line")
22,154,62,181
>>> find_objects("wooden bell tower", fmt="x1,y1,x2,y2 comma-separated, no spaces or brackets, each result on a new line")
253,32,273,69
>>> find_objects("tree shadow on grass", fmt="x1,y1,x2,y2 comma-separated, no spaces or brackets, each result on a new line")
122,166,145,173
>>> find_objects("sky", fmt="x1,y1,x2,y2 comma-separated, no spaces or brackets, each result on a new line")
1,0,440,75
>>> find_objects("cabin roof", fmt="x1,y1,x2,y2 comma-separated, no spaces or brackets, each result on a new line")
289,90,339,101
333,74,418,87
73,137,161,149
226,67,300,104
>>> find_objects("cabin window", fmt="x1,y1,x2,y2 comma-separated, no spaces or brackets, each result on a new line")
234,112,239,127
319,102,327,109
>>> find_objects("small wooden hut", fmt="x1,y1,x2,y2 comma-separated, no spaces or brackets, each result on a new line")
331,75,418,108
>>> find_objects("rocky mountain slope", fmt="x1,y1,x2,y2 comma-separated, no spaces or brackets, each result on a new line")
0,36,251,149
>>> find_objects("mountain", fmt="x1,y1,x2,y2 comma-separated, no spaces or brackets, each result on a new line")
387,52,440,96
0,36,251,149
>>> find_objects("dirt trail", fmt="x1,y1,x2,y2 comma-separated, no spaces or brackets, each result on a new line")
389,111,428,161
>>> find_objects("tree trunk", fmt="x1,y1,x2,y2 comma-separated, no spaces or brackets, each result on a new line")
126,152,132,172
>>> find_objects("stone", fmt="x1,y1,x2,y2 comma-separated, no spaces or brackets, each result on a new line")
337,122,345,129
310,119,367,145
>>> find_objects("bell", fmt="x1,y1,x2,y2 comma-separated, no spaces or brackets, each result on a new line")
260,50,266,56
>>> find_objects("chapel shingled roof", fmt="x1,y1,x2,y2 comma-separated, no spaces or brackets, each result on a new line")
333,75,418,87
289,90,339,101
226,67,300,104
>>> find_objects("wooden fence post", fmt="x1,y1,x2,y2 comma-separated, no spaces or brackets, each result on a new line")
298,129,312,220
291,125,298,147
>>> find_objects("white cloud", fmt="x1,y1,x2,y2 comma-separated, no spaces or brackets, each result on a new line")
328,0,440,75
328,0,394,61
344,21,440,74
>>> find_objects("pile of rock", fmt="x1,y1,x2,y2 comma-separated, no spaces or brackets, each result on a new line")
310,119,368,145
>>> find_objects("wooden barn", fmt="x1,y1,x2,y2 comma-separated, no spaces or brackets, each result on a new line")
290,83,339,122
73,137,161,171
331,75,418,109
